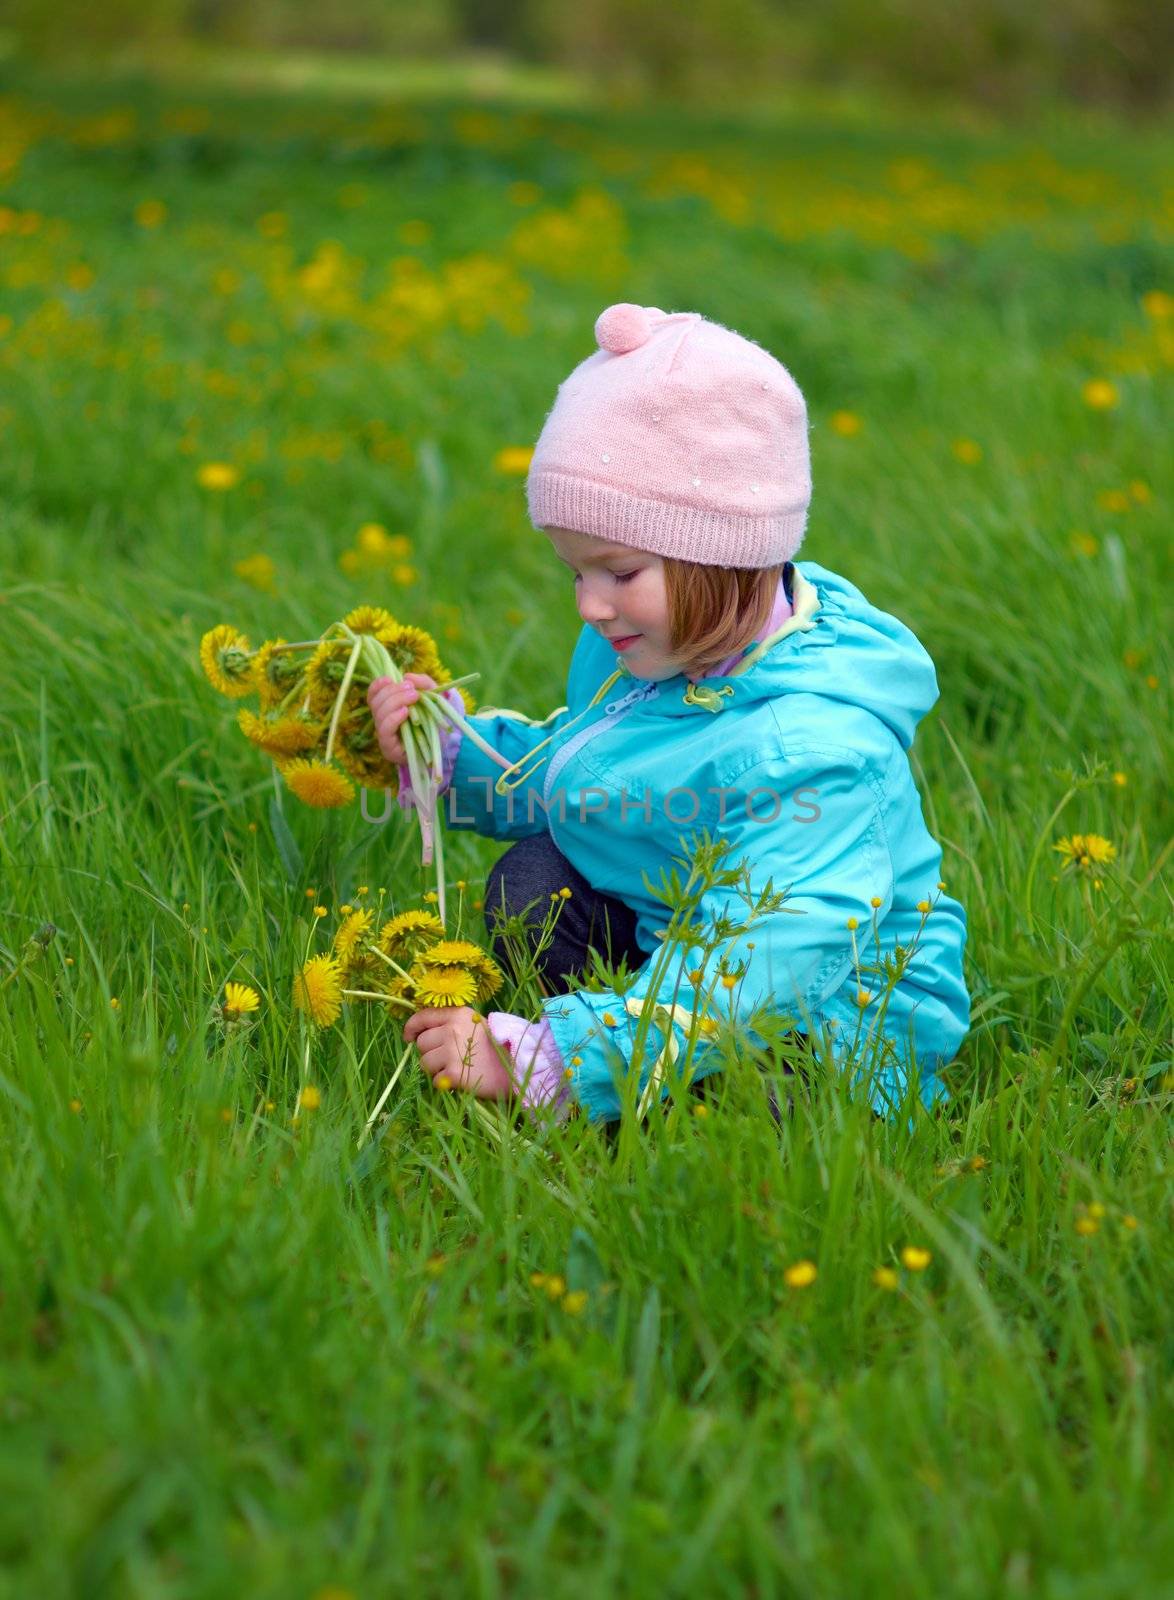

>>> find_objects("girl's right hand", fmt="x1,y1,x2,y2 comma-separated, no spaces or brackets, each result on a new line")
368,672,438,765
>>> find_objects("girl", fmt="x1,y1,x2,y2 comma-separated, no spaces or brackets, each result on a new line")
371,303,970,1124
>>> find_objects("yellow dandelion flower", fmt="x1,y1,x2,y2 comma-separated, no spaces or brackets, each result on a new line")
563,1290,589,1315
1121,1214,1138,1230
900,1246,932,1272
543,1275,566,1300
493,445,534,475
1054,834,1116,873
222,982,260,1019
233,555,275,594
1074,1216,1099,1237
916,900,932,914
854,989,873,1008
281,759,355,809
135,198,167,228
377,909,446,958
300,1084,322,1110
333,909,374,967
343,604,397,635
413,968,478,1007
199,624,253,698
417,939,488,969
381,622,441,677
1141,289,1172,319
313,905,328,919
601,1011,618,1027
1069,531,1099,558
870,896,883,908
693,1102,709,1117
872,1266,899,1291
250,638,303,710
237,708,320,759
846,916,859,930
197,461,240,491
951,437,983,464
1128,480,1152,504
293,955,344,1027
1081,379,1119,410
830,410,862,437
1096,488,1131,513
783,1260,818,1289
356,522,391,553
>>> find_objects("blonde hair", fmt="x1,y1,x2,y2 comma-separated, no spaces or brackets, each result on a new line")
664,558,788,679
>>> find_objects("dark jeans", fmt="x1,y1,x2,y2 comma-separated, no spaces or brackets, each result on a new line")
483,832,798,1123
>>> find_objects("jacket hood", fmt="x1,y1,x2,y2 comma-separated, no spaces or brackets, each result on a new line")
588,560,940,751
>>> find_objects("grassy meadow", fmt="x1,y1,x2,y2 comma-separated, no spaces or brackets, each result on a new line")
0,62,1171,1598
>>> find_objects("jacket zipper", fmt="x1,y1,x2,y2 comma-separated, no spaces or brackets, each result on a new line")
542,681,659,806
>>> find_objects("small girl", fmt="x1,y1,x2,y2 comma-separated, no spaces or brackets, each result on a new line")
371,303,970,1124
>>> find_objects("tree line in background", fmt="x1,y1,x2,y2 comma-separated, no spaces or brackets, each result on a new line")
2,0,1170,111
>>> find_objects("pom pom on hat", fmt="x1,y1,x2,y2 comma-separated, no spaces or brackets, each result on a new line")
595,303,654,354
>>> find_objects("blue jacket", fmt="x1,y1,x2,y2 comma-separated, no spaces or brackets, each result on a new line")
446,561,970,1120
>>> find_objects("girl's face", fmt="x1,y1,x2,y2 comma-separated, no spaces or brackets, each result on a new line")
545,526,683,681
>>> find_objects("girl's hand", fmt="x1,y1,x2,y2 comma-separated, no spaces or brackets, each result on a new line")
403,1006,517,1100
367,672,438,765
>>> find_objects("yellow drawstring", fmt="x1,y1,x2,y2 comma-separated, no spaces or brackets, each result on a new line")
493,666,627,796
682,684,734,713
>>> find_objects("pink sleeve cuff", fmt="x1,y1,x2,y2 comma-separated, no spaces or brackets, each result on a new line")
485,1012,573,1122
396,686,466,813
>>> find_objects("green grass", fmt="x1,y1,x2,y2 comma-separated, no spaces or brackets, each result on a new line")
0,63,1171,1598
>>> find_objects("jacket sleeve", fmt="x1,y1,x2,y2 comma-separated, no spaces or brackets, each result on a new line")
442,700,576,840
539,750,896,1122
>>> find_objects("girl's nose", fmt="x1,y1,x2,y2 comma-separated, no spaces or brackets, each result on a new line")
576,585,616,626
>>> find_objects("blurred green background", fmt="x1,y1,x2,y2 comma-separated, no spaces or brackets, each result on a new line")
2,0,1171,114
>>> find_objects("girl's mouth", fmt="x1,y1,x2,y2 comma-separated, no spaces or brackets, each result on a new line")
611,635,641,651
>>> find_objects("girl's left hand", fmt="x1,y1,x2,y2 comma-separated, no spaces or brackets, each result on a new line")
403,1006,515,1100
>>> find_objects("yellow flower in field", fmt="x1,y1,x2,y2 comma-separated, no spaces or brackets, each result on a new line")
1112,771,1127,787
197,462,240,491
951,437,983,464
1069,531,1099,558
1140,289,1172,320
1081,379,1119,410
392,564,419,586
1074,1215,1099,1237
300,1084,322,1111
493,445,534,475
563,1290,589,1315
900,1246,932,1272
783,1260,818,1289
333,909,374,967
1054,833,1116,873
872,1266,899,1291
830,410,862,437
281,759,355,809
413,968,478,1007
543,1275,566,1300
1096,488,1130,513
418,939,491,969
293,955,344,1027
1128,480,1151,504
237,708,319,758
222,982,260,1019
234,553,276,592
200,624,254,698
135,198,167,228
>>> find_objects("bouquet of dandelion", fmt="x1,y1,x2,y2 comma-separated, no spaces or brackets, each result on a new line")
291,899,506,1144
199,606,508,921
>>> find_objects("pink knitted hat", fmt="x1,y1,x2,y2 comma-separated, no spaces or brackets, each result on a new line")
526,303,811,568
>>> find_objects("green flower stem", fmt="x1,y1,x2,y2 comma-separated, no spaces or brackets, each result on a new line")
324,635,365,765
343,988,414,1007
365,948,414,982
429,698,513,772
357,1043,415,1150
